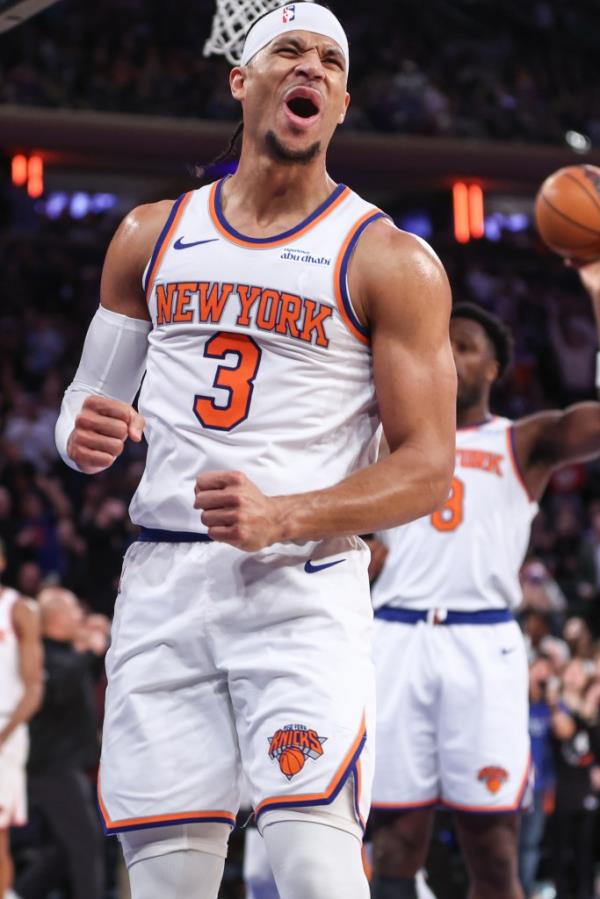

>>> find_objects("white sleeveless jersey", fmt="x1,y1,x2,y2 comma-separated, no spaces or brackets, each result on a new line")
130,179,385,532
372,417,538,612
0,589,24,722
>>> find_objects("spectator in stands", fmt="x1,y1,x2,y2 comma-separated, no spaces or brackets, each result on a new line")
576,500,600,602
521,608,553,661
548,307,597,403
14,588,106,899
519,655,556,897
520,558,567,615
81,496,130,616
551,658,600,899
1,0,599,146
563,617,595,661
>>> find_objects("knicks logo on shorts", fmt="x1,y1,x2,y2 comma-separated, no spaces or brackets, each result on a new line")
478,766,509,794
268,724,327,780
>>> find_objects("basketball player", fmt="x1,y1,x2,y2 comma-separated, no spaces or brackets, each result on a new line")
369,260,600,899
0,542,44,898
54,5,456,898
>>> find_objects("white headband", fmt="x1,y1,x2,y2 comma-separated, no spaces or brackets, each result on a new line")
240,3,349,70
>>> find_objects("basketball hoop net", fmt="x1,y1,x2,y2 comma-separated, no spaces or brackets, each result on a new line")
203,0,315,65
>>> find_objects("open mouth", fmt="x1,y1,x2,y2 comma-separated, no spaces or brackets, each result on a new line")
286,96,320,118
283,87,322,124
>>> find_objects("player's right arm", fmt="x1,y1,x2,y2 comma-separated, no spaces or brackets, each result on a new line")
56,201,173,474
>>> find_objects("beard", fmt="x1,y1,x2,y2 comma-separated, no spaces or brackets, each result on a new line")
265,130,321,165
456,380,485,413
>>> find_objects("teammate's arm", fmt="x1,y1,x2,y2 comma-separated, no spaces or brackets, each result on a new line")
513,260,600,500
0,600,43,747
56,202,172,474
195,221,457,549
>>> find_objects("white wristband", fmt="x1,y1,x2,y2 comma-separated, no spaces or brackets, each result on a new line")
55,306,151,471
55,387,89,472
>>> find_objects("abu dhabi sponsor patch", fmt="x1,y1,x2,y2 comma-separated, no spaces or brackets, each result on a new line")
280,247,331,266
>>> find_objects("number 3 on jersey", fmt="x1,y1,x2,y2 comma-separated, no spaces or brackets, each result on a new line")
431,476,464,532
194,332,262,431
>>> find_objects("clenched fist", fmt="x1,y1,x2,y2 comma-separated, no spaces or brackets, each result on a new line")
68,395,145,474
194,470,285,551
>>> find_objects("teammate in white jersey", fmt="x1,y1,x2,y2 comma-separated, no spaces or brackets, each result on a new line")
54,5,456,898
369,262,600,899
0,544,43,897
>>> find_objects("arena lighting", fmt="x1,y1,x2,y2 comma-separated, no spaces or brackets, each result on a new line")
453,182,485,243
11,154,27,187
35,191,118,219
452,182,470,244
484,211,531,241
468,185,485,239
398,212,433,240
26,155,44,198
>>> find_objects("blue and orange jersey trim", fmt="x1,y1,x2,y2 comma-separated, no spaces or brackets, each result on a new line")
255,713,367,824
144,191,194,302
506,425,535,503
334,209,387,346
208,178,351,249
371,754,532,816
97,781,235,835
352,757,366,831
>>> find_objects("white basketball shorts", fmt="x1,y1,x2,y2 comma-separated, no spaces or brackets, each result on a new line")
99,535,375,836
371,614,531,813
0,724,28,828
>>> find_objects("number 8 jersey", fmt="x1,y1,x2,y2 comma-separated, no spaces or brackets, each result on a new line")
130,179,386,533
372,417,539,612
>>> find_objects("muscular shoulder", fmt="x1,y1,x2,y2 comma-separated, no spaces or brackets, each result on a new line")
100,199,176,320
114,200,175,260
348,218,451,330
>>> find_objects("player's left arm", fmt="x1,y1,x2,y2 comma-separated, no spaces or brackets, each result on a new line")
0,599,44,747
514,260,600,501
195,220,457,549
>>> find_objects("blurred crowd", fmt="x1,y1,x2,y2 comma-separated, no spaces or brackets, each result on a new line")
2,195,600,896
519,612,600,898
1,0,600,146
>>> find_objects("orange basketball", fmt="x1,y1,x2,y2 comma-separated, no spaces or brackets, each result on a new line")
279,747,305,777
534,164,600,260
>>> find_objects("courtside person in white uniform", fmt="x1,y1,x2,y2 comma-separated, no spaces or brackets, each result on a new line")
0,544,43,898
370,263,600,899
54,5,456,898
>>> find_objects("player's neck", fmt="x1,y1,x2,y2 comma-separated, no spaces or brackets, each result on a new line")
226,148,335,226
456,403,493,430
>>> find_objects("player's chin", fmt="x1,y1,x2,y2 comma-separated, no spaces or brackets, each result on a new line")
265,128,322,165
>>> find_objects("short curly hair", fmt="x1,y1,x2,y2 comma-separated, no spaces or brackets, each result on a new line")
451,302,514,379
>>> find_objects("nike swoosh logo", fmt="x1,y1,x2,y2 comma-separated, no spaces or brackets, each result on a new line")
304,559,346,574
501,647,516,655
173,237,219,250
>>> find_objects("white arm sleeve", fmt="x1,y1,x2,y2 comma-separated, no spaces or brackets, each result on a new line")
55,305,152,471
